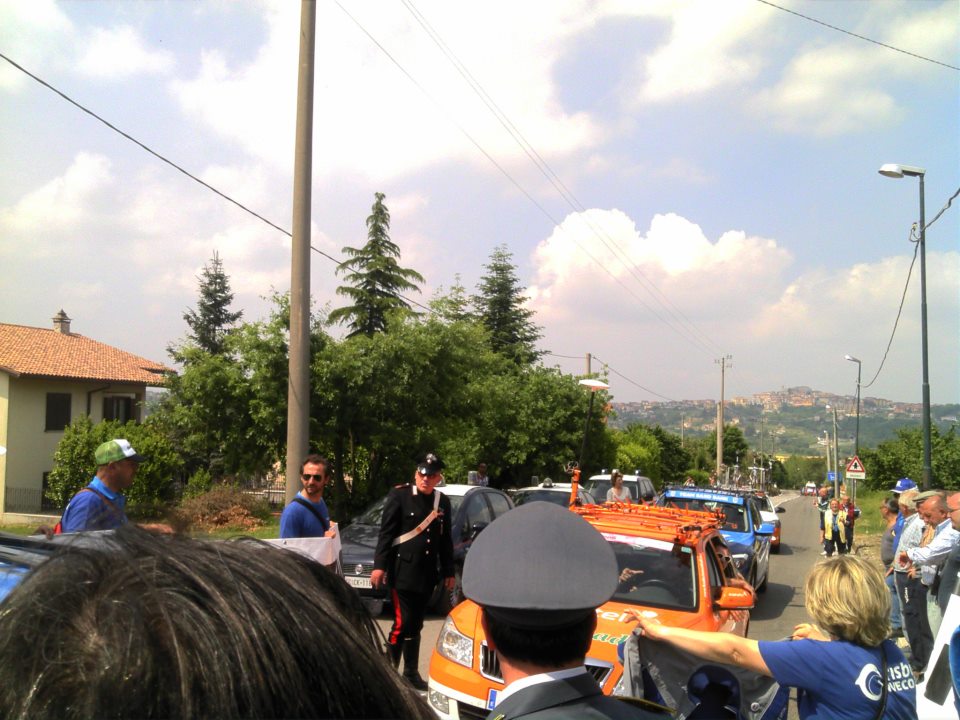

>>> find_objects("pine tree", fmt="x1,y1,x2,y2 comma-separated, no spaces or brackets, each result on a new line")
473,244,542,365
182,251,242,355
328,192,424,337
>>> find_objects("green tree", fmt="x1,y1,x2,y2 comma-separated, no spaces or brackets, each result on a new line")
328,192,424,337
473,245,542,365
859,425,959,492
430,274,474,323
180,251,242,356
648,424,691,485
705,425,749,468
613,425,663,483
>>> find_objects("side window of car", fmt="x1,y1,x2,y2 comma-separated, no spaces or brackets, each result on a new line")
710,538,740,583
486,491,512,518
464,495,494,535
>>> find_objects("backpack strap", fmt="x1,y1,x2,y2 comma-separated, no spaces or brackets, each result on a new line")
292,496,329,532
392,489,442,547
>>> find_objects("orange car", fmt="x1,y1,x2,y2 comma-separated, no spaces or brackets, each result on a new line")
426,502,753,719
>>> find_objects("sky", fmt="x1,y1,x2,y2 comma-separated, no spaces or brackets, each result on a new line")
1,0,957,407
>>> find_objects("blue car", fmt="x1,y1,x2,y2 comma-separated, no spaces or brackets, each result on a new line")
657,487,774,592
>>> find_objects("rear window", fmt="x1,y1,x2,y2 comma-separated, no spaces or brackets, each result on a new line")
604,534,697,611
660,497,747,532
513,489,570,507
584,479,638,502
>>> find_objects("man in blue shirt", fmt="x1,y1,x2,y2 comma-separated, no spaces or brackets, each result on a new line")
280,454,337,539
59,439,144,532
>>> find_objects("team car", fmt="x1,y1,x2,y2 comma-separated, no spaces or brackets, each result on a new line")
509,479,597,507
657,486,774,592
339,484,514,614
426,500,753,719
582,472,657,504
752,491,785,553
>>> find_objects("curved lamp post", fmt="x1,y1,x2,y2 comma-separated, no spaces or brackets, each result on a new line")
879,163,931,489
577,378,609,473
844,354,861,457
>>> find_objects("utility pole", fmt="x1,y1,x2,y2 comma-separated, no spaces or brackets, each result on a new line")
285,0,316,504
585,352,592,376
715,355,732,477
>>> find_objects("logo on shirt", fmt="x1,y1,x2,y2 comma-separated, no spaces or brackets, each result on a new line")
854,663,883,701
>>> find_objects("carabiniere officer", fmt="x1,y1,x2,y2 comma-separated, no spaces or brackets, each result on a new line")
372,452,455,690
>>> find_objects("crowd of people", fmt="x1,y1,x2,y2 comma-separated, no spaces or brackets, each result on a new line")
12,441,958,718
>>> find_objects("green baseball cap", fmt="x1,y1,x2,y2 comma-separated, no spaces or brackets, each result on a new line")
95,439,147,465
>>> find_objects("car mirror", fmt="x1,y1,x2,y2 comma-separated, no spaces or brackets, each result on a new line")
757,522,775,536
715,585,755,610
776,506,786,514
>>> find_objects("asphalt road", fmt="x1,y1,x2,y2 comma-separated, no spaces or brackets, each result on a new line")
375,491,821,714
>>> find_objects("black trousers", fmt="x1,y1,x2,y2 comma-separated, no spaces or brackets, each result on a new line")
896,572,934,671
387,587,432,645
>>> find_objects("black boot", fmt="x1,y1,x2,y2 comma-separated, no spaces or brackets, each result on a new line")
402,637,428,691
387,639,403,669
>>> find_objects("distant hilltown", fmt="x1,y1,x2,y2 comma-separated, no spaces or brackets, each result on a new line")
610,386,959,456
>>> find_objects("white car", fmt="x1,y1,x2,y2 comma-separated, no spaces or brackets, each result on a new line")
752,492,784,553
510,480,597,507
583,473,657,504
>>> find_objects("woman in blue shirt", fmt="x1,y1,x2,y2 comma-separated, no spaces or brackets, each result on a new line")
624,554,917,719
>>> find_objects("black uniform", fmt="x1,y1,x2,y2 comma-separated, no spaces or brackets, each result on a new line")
374,482,454,673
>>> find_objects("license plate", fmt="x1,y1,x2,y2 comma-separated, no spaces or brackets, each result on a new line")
486,689,498,710
345,575,372,589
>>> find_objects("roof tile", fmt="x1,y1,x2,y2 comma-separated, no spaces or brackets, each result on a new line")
0,323,170,385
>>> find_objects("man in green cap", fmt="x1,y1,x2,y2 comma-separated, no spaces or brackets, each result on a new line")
58,439,145,533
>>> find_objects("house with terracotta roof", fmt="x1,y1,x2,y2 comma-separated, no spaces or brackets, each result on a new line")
0,311,169,515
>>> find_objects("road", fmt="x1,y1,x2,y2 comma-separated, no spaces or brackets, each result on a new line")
376,491,820,713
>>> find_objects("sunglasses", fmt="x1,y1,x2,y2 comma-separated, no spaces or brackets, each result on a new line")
301,473,325,481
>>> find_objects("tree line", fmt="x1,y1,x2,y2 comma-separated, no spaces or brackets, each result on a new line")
47,193,959,520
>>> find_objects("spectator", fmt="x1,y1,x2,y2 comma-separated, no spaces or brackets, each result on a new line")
607,469,632,503
891,478,918,554
463,502,661,719
880,496,905,638
819,499,847,557
937,491,960,616
839,494,856,553
58,439,144,533
279,454,337,539
894,488,933,674
472,462,490,487
371,453,454,690
898,491,958,638
624,554,917,719
0,526,430,719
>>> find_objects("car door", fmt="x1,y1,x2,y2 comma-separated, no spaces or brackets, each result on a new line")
748,500,771,583
457,491,495,559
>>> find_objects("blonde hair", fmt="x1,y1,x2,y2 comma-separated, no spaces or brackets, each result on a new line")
805,555,889,647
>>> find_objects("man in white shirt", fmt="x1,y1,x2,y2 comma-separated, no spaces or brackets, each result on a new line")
899,491,959,637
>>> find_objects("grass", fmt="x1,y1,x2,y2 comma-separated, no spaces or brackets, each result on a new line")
851,489,890,536
0,516,282,539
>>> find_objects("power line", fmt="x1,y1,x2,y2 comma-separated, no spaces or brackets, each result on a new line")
399,1,722,357
754,0,960,72
592,354,675,402
0,51,436,317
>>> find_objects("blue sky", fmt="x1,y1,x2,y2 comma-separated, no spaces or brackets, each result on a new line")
1,0,957,406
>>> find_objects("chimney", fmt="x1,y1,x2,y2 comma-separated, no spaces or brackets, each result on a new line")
52,309,72,334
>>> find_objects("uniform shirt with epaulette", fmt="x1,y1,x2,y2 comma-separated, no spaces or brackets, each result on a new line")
374,483,454,592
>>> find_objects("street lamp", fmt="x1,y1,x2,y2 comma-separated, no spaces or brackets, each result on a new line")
845,354,862,457
879,163,932,489
577,378,609,474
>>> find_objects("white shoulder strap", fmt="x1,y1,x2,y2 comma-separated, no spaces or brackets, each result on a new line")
391,489,442,547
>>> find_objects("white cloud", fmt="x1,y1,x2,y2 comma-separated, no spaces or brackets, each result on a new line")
76,25,175,79
0,0,73,90
168,1,603,180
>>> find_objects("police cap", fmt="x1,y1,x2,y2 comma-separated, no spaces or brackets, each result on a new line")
417,452,445,476
462,502,618,630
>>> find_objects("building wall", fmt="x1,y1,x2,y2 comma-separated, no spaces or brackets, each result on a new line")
1,376,146,513
0,372,9,514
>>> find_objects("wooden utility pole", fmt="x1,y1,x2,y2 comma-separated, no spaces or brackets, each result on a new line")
285,0,316,504
715,355,732,478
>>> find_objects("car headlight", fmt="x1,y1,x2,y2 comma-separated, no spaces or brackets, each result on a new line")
732,553,749,571
436,615,473,668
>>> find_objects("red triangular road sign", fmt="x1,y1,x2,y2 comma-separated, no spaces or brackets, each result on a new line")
846,456,865,473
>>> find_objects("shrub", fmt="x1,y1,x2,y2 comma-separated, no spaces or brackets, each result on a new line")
172,485,271,532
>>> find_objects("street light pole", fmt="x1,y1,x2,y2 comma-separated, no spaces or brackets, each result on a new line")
845,354,862,457
879,163,932,489
577,378,610,474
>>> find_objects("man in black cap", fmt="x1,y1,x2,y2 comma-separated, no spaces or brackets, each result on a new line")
372,452,454,690
463,502,660,719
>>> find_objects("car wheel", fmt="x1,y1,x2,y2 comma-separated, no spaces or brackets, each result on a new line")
757,568,769,593
431,567,464,615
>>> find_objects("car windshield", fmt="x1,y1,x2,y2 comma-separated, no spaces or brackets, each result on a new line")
605,535,697,611
584,479,637,501
661,498,747,532
513,489,571,507
355,491,464,525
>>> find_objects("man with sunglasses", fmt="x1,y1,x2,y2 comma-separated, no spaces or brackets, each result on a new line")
372,453,455,691
280,454,337,539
